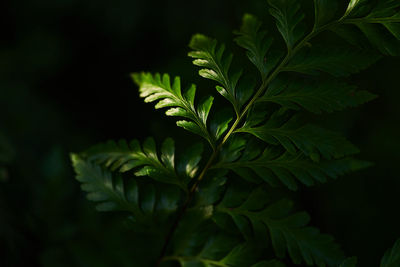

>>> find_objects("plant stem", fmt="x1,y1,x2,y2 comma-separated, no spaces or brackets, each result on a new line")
155,17,353,266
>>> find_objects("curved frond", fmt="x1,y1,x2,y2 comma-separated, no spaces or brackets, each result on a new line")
82,137,203,189
283,46,380,77
214,138,370,190
133,72,218,147
188,34,252,114
71,155,182,226
238,111,359,161
234,14,279,80
381,238,400,267
214,186,345,266
258,77,377,114
338,1,400,56
267,0,307,50
166,226,283,267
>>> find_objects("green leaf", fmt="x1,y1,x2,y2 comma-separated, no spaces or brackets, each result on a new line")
166,227,280,267
337,2,400,56
283,46,381,77
268,0,307,49
193,169,228,207
71,154,181,225
210,108,234,140
238,112,359,161
258,77,377,114
132,72,216,147
355,19,400,56
344,0,370,18
381,238,400,267
177,142,204,179
189,34,250,113
340,257,358,267
214,142,370,190
234,14,276,78
370,1,400,18
81,137,203,189
214,186,345,266
314,0,338,28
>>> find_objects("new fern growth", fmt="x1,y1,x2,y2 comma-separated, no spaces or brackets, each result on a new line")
71,0,400,266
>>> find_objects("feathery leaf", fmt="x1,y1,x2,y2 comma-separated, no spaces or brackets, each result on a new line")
381,238,400,267
214,138,370,190
283,46,380,77
189,34,251,114
214,186,345,266
81,138,203,189
167,228,282,267
258,77,377,114
234,14,277,79
268,0,307,49
133,72,218,147
238,111,359,161
71,154,181,225
338,1,400,55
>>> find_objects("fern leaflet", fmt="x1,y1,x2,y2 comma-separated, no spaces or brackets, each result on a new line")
82,137,203,190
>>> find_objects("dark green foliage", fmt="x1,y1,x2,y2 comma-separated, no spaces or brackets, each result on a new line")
267,0,306,49
214,186,344,266
166,232,281,266
258,78,377,114
81,138,203,190
71,155,181,225
239,111,359,161
214,139,369,190
234,14,276,79
339,0,400,56
70,0,400,266
283,46,381,77
381,238,400,267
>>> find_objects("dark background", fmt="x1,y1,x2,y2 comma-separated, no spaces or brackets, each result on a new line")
1,0,399,266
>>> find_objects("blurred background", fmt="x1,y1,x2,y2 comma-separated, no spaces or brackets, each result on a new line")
1,0,399,266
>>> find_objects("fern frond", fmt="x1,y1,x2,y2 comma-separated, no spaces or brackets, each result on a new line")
234,14,278,80
132,72,220,147
70,0,400,265
81,137,203,189
283,46,380,77
338,0,400,56
258,77,377,114
214,142,370,190
267,0,307,50
381,238,400,267
166,229,283,267
214,186,345,266
188,34,252,114
238,111,359,161
71,155,181,223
